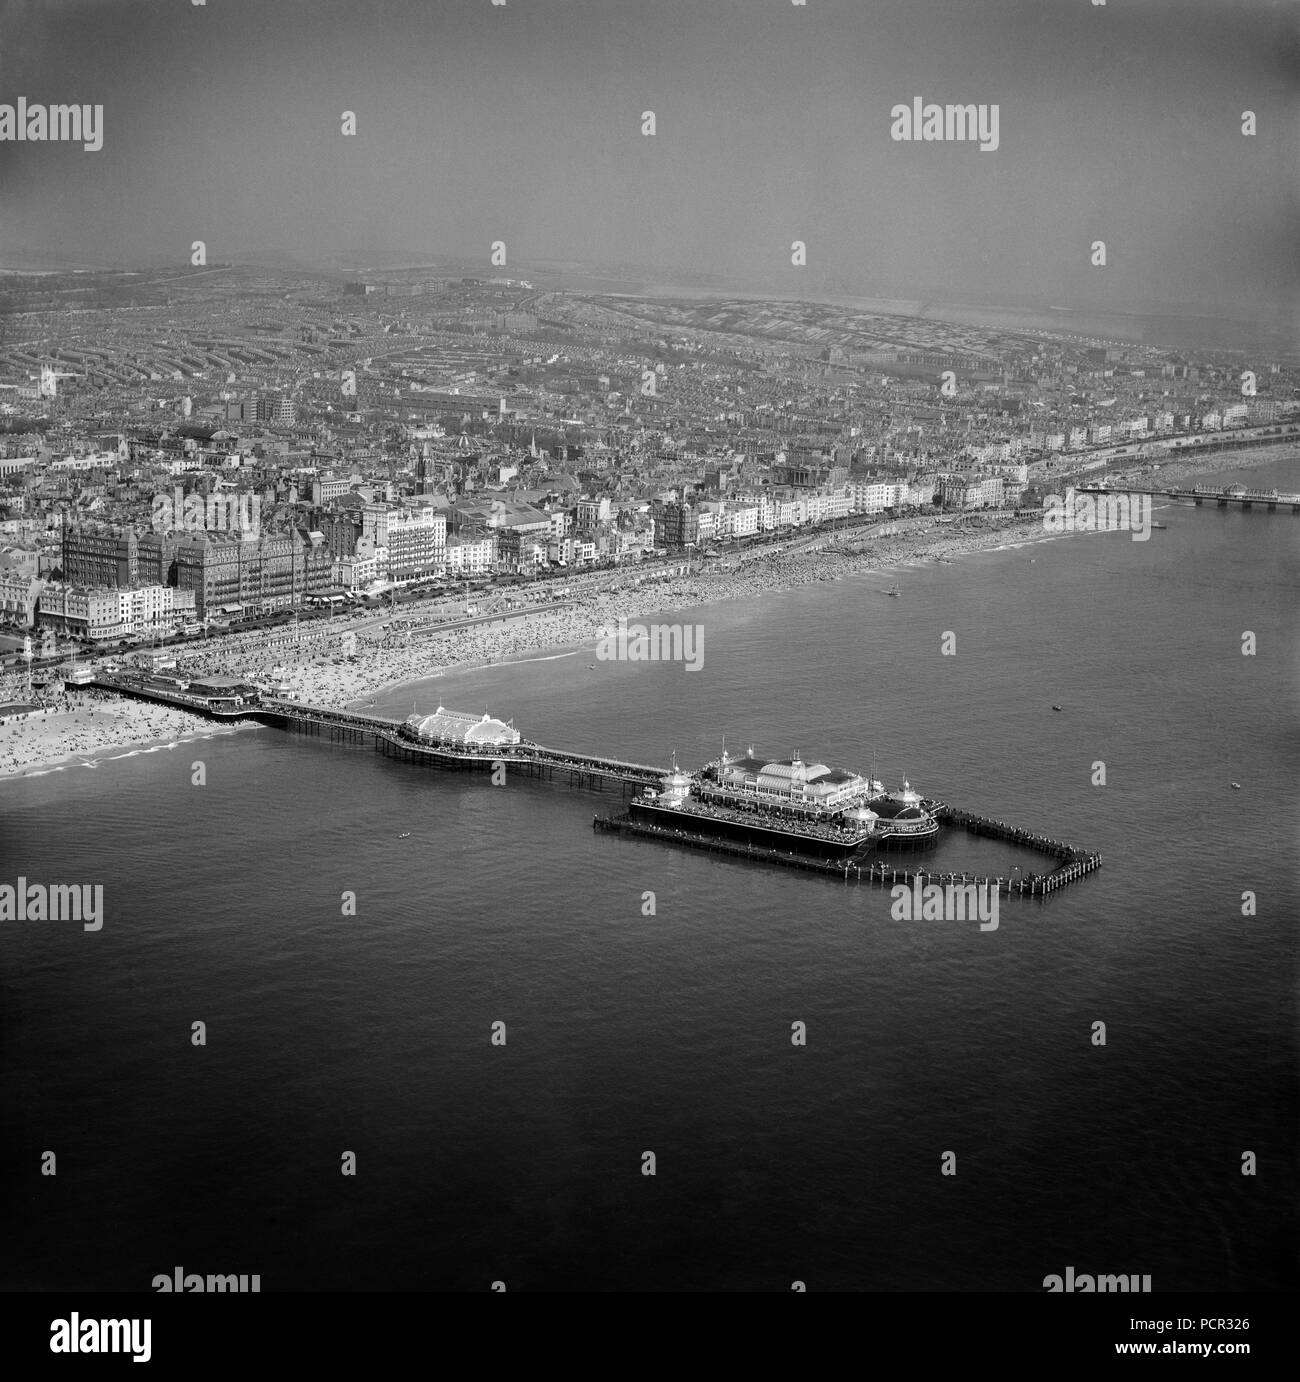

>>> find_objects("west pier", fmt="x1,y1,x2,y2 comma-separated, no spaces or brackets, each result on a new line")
88,675,1101,896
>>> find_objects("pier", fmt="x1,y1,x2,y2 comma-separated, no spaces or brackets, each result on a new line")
1077,483,1300,513
88,674,1100,895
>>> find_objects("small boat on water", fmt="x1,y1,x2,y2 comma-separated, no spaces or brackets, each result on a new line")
1230,782,1241,791
886,585,901,597
1052,705,1063,712
398,831,411,838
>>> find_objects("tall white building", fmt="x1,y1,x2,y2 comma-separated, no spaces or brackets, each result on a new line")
362,504,447,580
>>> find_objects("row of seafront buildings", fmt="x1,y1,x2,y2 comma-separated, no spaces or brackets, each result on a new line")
967,399,1286,460
652,471,1005,547
0,457,996,643
0,498,614,642
9,385,1289,646
18,366,1287,646
0,520,325,640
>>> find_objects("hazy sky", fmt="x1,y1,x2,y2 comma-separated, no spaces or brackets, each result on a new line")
0,0,1296,317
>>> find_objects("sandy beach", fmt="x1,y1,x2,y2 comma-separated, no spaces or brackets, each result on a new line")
0,695,249,781
172,512,1051,710
3,443,1293,777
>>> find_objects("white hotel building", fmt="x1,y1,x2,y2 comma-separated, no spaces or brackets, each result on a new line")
850,480,908,514
362,504,446,581
35,583,194,641
444,534,495,576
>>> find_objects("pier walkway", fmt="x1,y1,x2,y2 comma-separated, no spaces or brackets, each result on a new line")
255,696,666,793
85,677,667,791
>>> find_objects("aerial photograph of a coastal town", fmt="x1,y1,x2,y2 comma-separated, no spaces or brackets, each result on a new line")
1,0,1295,1337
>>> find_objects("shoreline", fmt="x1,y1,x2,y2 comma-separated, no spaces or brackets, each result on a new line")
0,697,254,781
338,516,1053,706
2,445,1293,778
344,520,1053,701
330,437,1297,705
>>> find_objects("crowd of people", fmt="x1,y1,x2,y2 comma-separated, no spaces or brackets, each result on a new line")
0,691,224,778
147,512,1051,710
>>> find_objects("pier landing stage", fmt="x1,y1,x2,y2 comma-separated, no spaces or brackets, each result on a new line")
596,800,1100,898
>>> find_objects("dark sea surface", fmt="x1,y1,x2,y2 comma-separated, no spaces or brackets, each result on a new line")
2,460,1297,1292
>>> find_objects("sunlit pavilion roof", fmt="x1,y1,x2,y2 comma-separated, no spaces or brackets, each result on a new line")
405,706,520,745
